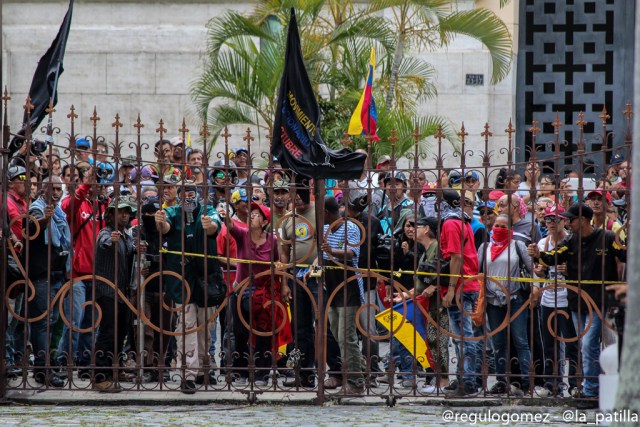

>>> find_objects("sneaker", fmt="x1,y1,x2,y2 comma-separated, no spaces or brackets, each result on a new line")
34,372,65,388
575,398,599,409
195,372,217,385
569,386,581,398
254,379,269,387
509,384,524,397
444,383,477,398
487,382,507,395
323,376,342,390
283,377,315,388
377,375,391,384
181,379,197,394
93,380,122,393
419,384,445,395
342,383,365,396
233,376,248,386
443,379,458,391
533,385,552,397
400,378,416,388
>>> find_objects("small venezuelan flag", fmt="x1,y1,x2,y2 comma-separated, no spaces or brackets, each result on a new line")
348,47,380,141
375,297,433,369
185,132,192,158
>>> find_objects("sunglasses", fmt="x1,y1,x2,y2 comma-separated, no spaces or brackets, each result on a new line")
215,172,230,179
14,174,27,181
544,216,563,223
406,222,415,227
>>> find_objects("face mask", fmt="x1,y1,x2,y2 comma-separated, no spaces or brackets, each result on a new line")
183,196,199,214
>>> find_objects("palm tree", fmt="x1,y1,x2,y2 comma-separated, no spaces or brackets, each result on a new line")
365,0,513,109
191,0,512,163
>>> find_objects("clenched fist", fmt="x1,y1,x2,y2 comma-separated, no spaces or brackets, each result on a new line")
201,215,217,235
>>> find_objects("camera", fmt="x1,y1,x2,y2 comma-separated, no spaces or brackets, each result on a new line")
31,135,53,155
95,164,114,182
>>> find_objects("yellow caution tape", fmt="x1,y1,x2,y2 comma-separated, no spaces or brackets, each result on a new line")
158,248,625,286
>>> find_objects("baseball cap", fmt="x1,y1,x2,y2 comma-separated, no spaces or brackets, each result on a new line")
478,201,497,215
464,170,479,181
543,205,565,218
586,189,611,204
273,180,290,191
422,182,438,195
376,155,391,169
250,202,271,222
107,196,137,213
611,153,624,165
170,136,184,147
75,137,90,149
489,190,506,201
235,147,249,156
416,216,439,232
561,203,593,221
383,171,407,184
231,188,248,204
448,169,462,185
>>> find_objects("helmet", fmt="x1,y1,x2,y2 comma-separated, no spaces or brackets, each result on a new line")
7,165,26,181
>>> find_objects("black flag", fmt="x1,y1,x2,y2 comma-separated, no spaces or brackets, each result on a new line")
272,9,366,180
10,0,74,153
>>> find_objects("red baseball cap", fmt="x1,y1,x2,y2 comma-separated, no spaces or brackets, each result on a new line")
422,182,438,195
586,189,611,203
250,202,271,223
489,190,506,201
544,205,565,218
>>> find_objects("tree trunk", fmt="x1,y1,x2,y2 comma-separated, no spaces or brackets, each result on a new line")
612,4,640,423
385,33,405,109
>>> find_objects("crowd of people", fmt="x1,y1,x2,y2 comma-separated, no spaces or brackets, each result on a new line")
2,133,630,407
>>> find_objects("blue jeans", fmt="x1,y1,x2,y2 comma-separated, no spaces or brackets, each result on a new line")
572,310,602,397
391,337,414,380
29,277,63,373
486,295,531,389
57,281,95,366
447,291,479,388
5,293,24,365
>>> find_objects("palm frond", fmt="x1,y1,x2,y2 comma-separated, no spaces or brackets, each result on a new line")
206,12,275,59
437,8,513,84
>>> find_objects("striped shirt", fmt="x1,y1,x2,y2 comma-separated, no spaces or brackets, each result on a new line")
323,221,364,304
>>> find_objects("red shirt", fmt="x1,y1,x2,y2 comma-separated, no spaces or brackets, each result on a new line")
6,190,27,241
61,184,106,276
439,218,480,298
216,223,237,290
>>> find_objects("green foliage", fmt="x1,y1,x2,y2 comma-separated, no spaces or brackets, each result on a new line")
191,0,512,160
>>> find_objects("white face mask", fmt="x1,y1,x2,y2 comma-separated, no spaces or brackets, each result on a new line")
183,196,199,213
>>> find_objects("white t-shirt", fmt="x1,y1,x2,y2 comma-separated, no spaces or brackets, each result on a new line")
537,236,568,308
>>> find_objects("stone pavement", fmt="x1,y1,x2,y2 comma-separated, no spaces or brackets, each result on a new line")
0,404,599,426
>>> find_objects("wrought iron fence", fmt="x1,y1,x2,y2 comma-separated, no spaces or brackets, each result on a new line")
0,92,631,406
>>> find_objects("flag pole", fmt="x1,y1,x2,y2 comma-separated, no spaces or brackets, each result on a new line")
314,177,326,403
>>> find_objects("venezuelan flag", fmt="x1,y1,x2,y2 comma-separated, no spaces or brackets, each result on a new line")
185,132,192,158
375,297,433,369
348,48,380,141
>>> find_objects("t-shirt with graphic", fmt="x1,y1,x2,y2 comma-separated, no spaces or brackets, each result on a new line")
281,205,317,265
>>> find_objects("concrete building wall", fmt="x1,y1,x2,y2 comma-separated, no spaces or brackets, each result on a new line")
2,0,518,166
